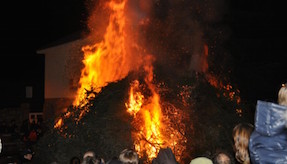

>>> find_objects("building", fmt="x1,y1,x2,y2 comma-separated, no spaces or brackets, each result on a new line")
36,32,89,119
0,54,44,128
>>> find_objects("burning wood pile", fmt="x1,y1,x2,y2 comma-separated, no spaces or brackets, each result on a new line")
33,0,251,163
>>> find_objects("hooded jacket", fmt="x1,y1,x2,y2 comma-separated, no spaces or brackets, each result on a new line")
249,100,287,164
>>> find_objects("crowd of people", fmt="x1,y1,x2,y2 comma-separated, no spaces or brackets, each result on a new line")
66,148,140,164
0,118,45,163
73,83,286,164
1,83,287,164
232,83,287,164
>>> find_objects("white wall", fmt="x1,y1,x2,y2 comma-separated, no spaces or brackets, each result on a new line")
37,38,86,99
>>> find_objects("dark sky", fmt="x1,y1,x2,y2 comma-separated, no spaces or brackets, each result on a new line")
0,0,88,108
0,0,88,54
229,1,286,103
0,0,286,107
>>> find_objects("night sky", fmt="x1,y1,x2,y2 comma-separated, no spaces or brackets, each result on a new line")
0,0,286,108
0,0,88,108
229,1,286,103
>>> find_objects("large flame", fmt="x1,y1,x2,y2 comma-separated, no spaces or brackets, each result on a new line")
73,0,141,107
55,0,142,134
52,0,243,162
126,56,186,162
70,0,186,160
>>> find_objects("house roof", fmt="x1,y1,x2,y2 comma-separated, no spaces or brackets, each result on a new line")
37,30,88,52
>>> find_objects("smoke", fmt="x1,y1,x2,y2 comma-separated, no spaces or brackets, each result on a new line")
125,0,152,24
127,0,231,76
83,0,231,80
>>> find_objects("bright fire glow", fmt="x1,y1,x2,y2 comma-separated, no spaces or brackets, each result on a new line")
125,80,144,116
125,57,186,161
68,0,186,161
73,0,141,107
54,112,71,129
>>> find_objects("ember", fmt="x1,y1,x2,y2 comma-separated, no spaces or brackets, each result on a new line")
125,56,186,161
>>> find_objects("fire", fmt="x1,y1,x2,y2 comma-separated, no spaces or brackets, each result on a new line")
73,0,142,107
207,74,241,104
125,80,144,116
54,118,63,129
201,43,242,116
63,0,188,161
138,57,163,159
70,0,186,160
54,112,71,130
125,57,186,161
199,43,241,105
50,0,244,162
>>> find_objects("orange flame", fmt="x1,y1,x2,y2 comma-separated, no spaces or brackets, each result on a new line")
126,56,186,161
139,56,163,159
73,0,142,107
203,44,241,110
54,118,63,129
125,80,144,116
54,112,71,130
67,0,186,160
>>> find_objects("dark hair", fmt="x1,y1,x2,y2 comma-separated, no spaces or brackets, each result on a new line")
119,148,139,164
82,156,97,164
70,156,81,164
212,150,235,164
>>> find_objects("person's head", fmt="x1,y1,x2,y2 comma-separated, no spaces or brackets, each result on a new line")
278,83,287,128
119,148,139,164
232,123,254,164
24,153,33,160
83,151,96,159
190,157,213,164
213,151,234,164
22,148,34,161
278,83,287,106
70,156,81,164
81,151,104,164
82,156,98,164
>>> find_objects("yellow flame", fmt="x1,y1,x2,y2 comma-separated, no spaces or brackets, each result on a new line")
73,0,141,107
125,57,186,162
140,93,163,159
62,0,186,161
125,80,144,116
54,112,71,129
54,118,63,129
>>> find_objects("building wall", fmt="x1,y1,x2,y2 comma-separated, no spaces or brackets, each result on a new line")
38,40,80,99
37,38,89,118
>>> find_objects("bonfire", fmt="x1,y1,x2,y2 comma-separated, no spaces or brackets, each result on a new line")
32,0,251,163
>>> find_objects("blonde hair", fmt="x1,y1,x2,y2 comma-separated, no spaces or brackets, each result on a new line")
232,123,254,164
278,83,287,128
119,149,139,164
278,83,287,106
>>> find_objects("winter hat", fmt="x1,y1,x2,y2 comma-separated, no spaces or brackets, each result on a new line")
22,148,34,155
190,157,213,164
